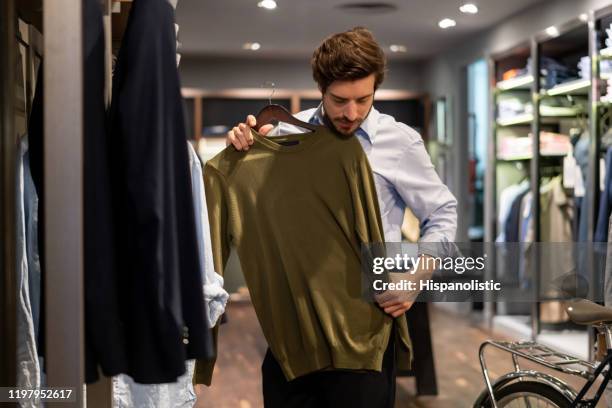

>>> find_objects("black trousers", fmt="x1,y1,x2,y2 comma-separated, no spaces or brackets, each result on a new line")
262,331,396,408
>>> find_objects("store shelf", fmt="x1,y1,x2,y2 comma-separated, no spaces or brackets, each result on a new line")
497,107,582,127
497,155,532,161
540,106,584,117
601,47,612,60
496,75,534,92
545,78,590,96
599,100,612,107
497,153,567,161
497,113,533,126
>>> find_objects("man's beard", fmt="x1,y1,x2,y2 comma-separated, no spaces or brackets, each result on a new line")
320,104,372,136
322,114,362,136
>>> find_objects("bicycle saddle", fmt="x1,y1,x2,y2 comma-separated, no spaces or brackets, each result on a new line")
566,299,612,325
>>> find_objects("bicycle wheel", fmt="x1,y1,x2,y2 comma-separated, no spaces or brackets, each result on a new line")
481,381,572,407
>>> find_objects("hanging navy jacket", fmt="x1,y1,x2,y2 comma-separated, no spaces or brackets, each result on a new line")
108,0,213,383
82,0,128,383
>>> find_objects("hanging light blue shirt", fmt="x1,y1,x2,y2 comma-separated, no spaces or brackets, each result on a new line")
274,104,457,256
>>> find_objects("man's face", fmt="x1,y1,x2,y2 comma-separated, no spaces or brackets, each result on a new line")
321,74,375,136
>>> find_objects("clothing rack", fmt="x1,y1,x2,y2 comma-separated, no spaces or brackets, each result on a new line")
1,0,131,406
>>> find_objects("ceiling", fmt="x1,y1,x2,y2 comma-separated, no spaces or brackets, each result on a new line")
175,0,548,61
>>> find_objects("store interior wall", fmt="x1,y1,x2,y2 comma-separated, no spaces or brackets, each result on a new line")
423,0,612,242
179,56,426,92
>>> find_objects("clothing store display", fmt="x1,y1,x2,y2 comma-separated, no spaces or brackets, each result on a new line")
108,0,213,383
187,142,228,328
262,327,397,408
195,124,412,385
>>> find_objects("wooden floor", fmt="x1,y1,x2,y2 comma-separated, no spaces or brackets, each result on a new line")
198,302,608,407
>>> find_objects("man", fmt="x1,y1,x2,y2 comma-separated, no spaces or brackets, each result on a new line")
229,26,457,312
198,27,457,407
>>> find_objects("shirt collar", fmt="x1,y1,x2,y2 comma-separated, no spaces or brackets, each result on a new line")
309,102,379,143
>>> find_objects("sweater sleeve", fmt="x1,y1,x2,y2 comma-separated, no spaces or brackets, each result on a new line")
351,155,387,291
352,155,414,361
193,163,231,386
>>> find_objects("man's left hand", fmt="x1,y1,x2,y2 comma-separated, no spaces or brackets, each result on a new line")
374,254,435,317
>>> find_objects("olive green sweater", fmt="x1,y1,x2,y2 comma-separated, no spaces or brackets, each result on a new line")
194,125,412,385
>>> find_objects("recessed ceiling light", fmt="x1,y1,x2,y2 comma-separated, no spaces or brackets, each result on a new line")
459,3,478,14
545,26,560,38
579,13,588,22
438,18,456,29
243,42,261,51
389,44,407,53
257,0,277,10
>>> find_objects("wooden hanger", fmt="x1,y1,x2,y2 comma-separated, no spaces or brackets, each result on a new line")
254,104,317,132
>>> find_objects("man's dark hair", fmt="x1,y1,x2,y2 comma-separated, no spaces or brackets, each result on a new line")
311,27,386,93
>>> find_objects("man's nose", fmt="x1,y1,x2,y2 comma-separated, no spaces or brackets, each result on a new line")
343,102,358,121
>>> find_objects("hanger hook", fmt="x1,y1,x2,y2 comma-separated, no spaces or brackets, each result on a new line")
261,81,275,105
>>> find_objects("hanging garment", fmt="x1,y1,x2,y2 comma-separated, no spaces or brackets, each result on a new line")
496,180,529,243
595,148,612,242
504,189,530,244
187,142,228,328
82,0,128,383
112,360,196,408
22,138,41,350
16,137,41,404
194,126,412,385
108,0,212,383
522,177,575,298
28,73,46,364
496,181,530,302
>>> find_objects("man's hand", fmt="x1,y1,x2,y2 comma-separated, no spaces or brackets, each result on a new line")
194,385,207,407
375,254,436,317
226,115,275,151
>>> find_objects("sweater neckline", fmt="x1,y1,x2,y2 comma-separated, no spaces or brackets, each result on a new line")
250,127,322,152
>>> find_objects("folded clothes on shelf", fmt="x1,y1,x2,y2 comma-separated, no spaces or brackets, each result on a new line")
577,56,612,79
502,68,529,81
497,94,584,122
497,94,531,120
527,56,579,88
497,131,571,160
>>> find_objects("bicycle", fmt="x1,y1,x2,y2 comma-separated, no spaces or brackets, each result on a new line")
474,299,612,407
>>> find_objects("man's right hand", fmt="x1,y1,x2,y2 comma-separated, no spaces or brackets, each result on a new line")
226,115,274,151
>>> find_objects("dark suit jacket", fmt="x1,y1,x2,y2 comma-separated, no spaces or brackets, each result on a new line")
108,0,213,383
